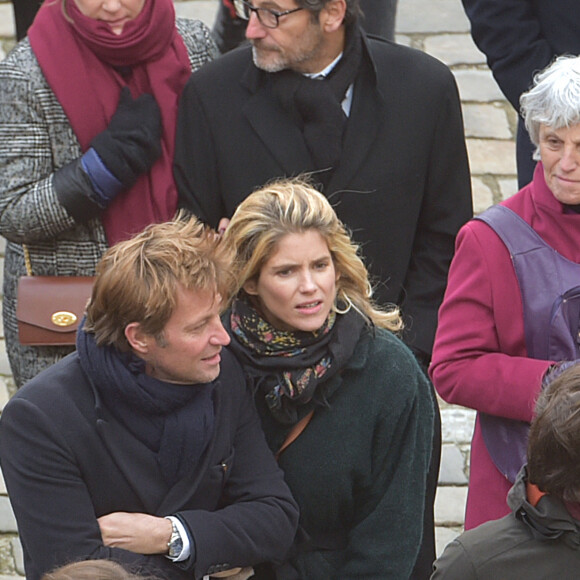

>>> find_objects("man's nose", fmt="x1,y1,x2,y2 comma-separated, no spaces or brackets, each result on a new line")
210,319,231,346
245,10,267,39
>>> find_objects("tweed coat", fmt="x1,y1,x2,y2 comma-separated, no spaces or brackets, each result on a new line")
0,19,218,387
0,348,299,580
174,32,473,361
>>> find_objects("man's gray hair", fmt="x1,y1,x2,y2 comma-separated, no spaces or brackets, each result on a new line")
296,0,361,26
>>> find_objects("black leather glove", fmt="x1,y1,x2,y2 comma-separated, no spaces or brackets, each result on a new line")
54,157,102,223
90,87,162,190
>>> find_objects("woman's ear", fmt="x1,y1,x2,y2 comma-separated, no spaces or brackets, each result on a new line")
243,279,259,296
125,322,152,355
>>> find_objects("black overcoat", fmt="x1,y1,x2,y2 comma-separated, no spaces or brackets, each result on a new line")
0,349,298,580
460,0,580,186
174,32,473,357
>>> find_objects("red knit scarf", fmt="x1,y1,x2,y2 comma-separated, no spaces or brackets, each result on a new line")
28,0,192,245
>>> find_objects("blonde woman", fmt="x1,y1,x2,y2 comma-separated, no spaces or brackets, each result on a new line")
223,179,435,579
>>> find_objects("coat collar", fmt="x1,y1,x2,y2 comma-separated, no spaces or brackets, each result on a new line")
508,466,580,549
239,28,385,189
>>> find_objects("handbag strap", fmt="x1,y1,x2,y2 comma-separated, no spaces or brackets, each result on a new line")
275,410,314,460
22,244,33,276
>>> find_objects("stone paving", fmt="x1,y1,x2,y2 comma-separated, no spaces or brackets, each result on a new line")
0,0,520,574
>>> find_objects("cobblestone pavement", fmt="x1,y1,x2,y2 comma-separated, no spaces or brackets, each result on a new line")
0,0,516,574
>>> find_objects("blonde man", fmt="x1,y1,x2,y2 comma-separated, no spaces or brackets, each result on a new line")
0,217,298,580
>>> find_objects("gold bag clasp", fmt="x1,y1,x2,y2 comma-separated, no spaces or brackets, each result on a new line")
51,311,78,327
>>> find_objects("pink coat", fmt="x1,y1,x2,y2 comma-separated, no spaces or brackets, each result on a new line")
430,163,580,529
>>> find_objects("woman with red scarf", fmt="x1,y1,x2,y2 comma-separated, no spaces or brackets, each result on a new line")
0,0,217,387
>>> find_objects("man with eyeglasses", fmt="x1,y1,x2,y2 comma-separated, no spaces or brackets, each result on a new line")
174,0,472,576
211,0,398,53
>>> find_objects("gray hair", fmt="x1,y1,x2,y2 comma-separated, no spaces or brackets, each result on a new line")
520,55,580,160
296,0,361,27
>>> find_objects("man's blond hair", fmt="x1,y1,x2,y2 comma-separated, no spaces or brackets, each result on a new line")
85,215,234,351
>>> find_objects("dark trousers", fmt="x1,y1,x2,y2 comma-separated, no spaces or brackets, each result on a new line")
12,0,41,40
516,117,537,189
409,386,441,579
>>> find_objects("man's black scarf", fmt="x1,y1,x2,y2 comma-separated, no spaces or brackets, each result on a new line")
271,25,363,182
76,323,215,487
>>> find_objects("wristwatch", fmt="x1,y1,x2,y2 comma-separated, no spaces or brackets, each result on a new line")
166,517,183,559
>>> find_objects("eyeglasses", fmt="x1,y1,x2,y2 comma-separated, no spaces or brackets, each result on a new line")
233,0,304,28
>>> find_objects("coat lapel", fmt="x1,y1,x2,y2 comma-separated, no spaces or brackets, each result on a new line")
96,415,168,514
241,63,315,175
327,45,386,192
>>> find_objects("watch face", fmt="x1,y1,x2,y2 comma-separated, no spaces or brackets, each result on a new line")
169,536,183,558
168,523,183,558
169,542,182,558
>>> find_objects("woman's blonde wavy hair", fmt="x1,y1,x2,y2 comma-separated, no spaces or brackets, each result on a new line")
223,178,402,332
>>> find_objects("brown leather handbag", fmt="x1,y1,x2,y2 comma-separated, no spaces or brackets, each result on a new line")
16,246,94,346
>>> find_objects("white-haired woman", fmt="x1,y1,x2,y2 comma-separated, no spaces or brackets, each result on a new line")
431,54,580,530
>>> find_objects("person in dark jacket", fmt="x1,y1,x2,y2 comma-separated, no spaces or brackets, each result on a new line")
175,0,472,364
222,179,435,579
0,217,298,580
461,0,580,187
11,0,40,40
431,363,580,580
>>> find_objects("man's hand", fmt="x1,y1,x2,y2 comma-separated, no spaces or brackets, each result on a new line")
217,217,230,236
98,512,172,555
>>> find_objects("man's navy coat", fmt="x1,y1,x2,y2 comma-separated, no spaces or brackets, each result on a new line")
461,0,580,111
174,33,473,358
0,349,298,580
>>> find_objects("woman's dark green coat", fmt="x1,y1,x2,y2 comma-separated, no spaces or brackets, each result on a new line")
249,326,435,579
